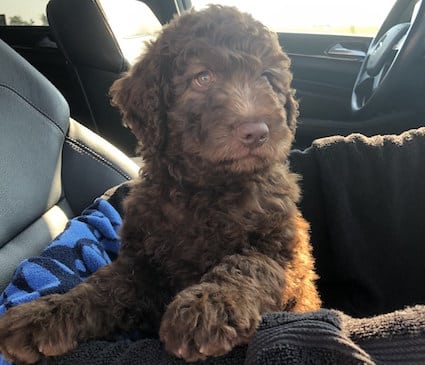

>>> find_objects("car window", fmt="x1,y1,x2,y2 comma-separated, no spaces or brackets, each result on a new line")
98,0,162,63
191,0,397,36
1,0,49,25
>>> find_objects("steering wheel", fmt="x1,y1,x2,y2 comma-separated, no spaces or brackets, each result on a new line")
351,0,425,117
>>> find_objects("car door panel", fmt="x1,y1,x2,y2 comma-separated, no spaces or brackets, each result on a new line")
275,32,418,149
278,32,372,121
290,54,360,120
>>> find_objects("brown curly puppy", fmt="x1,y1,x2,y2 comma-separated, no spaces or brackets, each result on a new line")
0,5,320,363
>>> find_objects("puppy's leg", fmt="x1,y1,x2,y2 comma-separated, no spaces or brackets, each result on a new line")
0,257,165,364
159,253,288,362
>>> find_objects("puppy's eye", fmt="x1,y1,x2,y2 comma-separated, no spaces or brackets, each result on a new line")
192,70,216,90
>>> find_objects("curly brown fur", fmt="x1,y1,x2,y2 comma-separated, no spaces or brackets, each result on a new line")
0,5,320,363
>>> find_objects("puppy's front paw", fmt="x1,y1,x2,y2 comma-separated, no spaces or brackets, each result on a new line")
159,283,260,362
0,295,78,364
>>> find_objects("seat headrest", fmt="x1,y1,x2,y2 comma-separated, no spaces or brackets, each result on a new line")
47,0,128,73
0,39,70,246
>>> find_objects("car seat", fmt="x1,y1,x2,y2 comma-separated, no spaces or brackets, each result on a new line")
46,0,138,155
0,38,138,292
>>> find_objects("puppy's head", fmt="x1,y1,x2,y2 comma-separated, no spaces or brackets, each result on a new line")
110,5,298,176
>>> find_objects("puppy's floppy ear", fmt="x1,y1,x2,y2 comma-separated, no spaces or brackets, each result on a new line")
269,46,299,134
285,89,299,134
277,54,299,134
110,41,171,157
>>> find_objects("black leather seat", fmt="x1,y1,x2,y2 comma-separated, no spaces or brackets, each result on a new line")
0,38,138,292
46,0,138,155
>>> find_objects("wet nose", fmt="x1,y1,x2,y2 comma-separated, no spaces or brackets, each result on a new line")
237,122,269,147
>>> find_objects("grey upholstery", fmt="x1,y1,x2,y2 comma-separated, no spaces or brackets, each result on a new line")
46,0,138,155
0,38,138,292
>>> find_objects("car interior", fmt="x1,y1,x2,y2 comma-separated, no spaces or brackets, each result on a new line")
1,0,424,154
1,0,425,344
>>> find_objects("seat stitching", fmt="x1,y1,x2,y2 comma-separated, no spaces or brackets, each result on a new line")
0,83,66,136
65,137,133,180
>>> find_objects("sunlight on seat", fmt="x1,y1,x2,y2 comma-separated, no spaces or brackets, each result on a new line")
98,0,162,64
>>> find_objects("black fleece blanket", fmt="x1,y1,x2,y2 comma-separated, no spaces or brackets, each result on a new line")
22,128,425,363
290,127,425,318
45,306,425,364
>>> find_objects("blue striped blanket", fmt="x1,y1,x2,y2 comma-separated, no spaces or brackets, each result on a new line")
0,197,122,365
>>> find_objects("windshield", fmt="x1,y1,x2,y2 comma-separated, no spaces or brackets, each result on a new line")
190,0,397,36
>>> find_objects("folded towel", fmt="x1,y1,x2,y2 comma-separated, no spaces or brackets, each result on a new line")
245,310,373,365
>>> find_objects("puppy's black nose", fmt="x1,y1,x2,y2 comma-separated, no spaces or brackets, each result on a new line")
237,122,269,147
